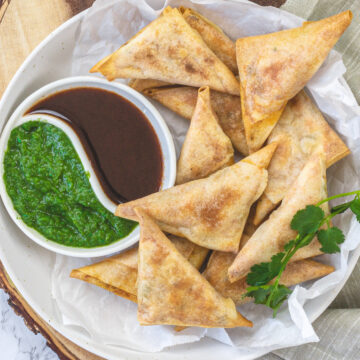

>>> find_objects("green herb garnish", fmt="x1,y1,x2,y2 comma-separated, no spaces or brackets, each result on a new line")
244,190,360,317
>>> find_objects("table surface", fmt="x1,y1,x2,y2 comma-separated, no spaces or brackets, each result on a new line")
0,1,284,359
0,291,58,360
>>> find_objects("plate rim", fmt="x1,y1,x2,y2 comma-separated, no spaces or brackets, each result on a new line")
0,3,359,360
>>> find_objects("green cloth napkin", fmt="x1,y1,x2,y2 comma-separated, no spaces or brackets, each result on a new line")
260,1,360,359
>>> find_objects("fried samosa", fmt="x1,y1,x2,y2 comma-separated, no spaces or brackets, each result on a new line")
70,247,138,302
237,144,278,249
241,142,277,169
176,87,234,184
136,208,252,328
187,245,210,270
204,251,334,305
236,10,352,152
254,91,350,225
70,235,198,303
143,85,248,155
239,143,278,247
128,79,171,92
116,159,267,253
91,7,239,95
179,7,237,73
228,154,328,282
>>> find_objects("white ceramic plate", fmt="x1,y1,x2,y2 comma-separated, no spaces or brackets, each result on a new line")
1,6,360,360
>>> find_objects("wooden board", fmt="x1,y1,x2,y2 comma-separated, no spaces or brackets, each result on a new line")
0,0,285,358
0,0,94,97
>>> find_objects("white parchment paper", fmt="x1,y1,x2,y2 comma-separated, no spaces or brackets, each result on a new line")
51,0,360,356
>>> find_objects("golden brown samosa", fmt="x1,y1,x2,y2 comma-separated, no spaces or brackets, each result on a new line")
176,87,234,184
228,154,328,282
136,208,252,328
70,235,196,303
128,79,171,92
91,7,239,95
238,143,278,249
70,247,138,302
239,233,251,250
241,142,278,169
143,86,248,155
187,245,210,270
254,91,350,225
236,10,352,153
116,159,267,253
204,251,334,305
179,7,237,73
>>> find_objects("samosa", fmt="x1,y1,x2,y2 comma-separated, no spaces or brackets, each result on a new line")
136,208,252,328
236,143,278,249
116,158,268,252
204,251,334,305
241,142,277,169
254,91,350,225
71,247,139,302
70,235,203,303
91,7,239,95
128,79,171,92
176,86,234,184
236,10,352,152
187,245,210,270
143,85,248,155
228,154,328,282
179,7,237,73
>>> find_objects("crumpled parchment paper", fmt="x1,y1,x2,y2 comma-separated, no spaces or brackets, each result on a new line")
51,0,360,356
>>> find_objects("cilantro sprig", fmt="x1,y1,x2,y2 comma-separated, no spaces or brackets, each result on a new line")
244,190,360,317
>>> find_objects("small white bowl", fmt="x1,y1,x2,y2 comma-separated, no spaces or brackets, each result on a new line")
0,76,176,257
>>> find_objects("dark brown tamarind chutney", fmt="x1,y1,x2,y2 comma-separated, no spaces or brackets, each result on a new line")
26,87,163,203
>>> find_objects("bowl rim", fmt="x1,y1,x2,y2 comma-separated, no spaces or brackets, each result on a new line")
0,75,176,257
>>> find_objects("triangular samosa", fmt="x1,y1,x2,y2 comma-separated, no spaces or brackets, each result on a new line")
128,79,171,92
71,247,139,302
143,85,248,155
254,91,350,225
237,144,278,248
176,87,234,184
241,142,278,169
116,160,267,252
91,7,239,95
187,245,210,270
236,10,352,152
136,208,252,327
179,7,237,73
70,235,197,303
228,154,328,282
204,251,334,305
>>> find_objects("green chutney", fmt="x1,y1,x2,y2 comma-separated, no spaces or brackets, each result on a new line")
3,120,137,248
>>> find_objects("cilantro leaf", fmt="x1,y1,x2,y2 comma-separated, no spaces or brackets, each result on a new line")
270,285,292,307
245,284,291,317
246,263,272,286
269,285,292,317
245,286,271,304
246,253,284,286
291,205,325,236
318,227,345,253
244,190,360,318
269,253,284,276
350,198,360,223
